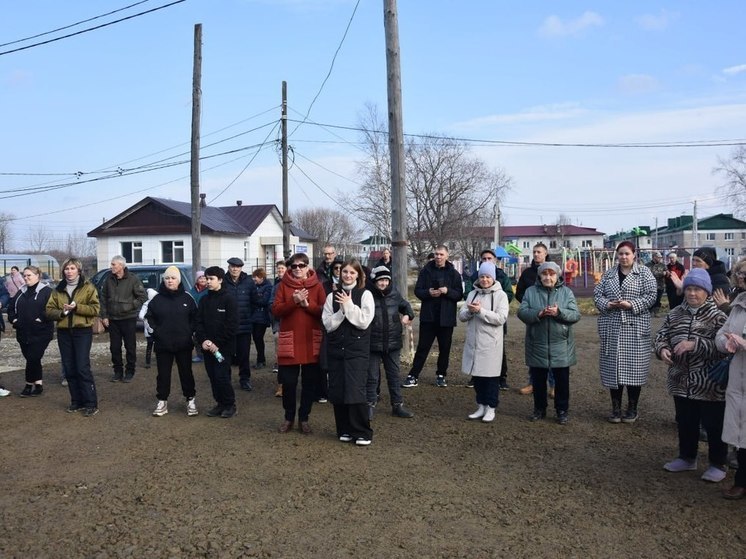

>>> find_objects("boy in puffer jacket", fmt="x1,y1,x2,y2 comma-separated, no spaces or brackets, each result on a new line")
366,266,415,419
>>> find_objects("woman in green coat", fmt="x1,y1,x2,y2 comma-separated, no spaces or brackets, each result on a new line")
517,262,581,424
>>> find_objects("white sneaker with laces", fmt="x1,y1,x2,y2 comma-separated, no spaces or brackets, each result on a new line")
152,400,168,417
663,458,697,472
0,387,10,397
468,404,486,420
482,406,496,422
186,397,198,416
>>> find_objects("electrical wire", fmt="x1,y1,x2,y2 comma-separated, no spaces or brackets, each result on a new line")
211,121,281,204
289,0,360,138
286,118,746,149
0,0,187,57
0,1,152,48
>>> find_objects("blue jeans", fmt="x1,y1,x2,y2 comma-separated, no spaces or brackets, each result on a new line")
58,328,97,408
367,349,403,405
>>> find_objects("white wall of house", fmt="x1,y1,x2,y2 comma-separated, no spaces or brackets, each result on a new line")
504,234,605,262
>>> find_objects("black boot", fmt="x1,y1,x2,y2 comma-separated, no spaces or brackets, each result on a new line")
392,402,414,418
608,394,622,424
622,400,639,423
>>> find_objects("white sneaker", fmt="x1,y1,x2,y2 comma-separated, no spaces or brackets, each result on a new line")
701,465,727,483
468,404,486,420
152,400,168,417
0,387,10,397
186,397,198,416
482,406,496,422
355,437,372,446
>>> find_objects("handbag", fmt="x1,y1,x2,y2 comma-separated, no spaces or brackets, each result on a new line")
92,317,106,335
707,355,732,389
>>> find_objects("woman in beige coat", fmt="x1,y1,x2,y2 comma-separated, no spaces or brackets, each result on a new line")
459,261,509,423
715,288,746,499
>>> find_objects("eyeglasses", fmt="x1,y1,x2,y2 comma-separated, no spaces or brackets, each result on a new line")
323,252,335,256
290,263,307,270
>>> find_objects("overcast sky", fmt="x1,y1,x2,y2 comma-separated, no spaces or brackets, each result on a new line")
2,0,745,249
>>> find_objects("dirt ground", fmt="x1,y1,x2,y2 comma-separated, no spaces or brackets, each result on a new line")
1,311,744,559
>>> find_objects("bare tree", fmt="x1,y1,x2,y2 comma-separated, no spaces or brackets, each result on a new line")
348,103,392,239
715,146,746,216
27,224,54,253
65,231,96,258
0,212,14,253
351,104,512,265
293,207,363,264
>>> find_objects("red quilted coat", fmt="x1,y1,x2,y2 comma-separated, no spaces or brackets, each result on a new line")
271,268,326,365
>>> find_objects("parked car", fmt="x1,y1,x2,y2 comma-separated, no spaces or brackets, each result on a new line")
90,264,196,296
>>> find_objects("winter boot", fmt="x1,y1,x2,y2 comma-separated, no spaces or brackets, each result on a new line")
392,402,414,418
622,400,639,423
608,395,623,424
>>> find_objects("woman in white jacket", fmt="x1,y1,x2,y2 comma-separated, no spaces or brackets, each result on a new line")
715,288,746,499
459,261,509,422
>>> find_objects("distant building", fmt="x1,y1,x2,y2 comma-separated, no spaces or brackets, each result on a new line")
87,197,315,273
654,213,746,259
0,254,59,278
499,224,606,263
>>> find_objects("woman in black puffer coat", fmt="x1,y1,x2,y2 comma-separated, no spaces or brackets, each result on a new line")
8,266,54,397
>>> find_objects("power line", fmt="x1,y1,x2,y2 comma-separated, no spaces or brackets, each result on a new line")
286,118,746,149
0,1,152,48
289,0,361,138
211,122,281,204
0,0,187,57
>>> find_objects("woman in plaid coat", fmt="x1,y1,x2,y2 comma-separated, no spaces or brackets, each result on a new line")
594,241,657,423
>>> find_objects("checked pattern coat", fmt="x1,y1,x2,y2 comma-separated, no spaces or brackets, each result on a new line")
594,264,658,388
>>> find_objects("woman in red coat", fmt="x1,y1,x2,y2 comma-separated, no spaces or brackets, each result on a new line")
271,252,327,434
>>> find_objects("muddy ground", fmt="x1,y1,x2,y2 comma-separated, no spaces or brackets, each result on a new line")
0,312,744,558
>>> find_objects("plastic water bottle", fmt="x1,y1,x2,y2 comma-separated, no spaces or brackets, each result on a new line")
214,350,225,363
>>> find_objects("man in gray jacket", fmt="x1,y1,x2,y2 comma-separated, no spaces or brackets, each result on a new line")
101,255,146,382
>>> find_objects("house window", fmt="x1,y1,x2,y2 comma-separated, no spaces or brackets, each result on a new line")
161,240,184,263
706,233,716,241
522,241,530,249
243,241,249,262
725,248,735,256
742,232,746,240
563,240,571,248
725,232,734,240
120,241,142,264
582,240,593,248
549,240,557,249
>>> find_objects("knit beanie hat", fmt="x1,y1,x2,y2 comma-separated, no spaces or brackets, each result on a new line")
370,265,392,282
683,268,712,295
477,261,496,280
164,266,181,284
194,270,205,280
693,247,716,267
538,261,562,276
204,266,225,281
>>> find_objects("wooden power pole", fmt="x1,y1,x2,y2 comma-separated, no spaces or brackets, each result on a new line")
281,81,291,259
383,0,408,304
190,24,202,272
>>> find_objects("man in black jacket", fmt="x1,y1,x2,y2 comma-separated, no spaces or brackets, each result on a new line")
224,257,257,391
402,245,463,388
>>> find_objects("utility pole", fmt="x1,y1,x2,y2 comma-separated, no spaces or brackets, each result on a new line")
384,0,407,303
190,24,202,272
281,81,291,259
493,199,501,248
692,200,698,250
654,216,658,250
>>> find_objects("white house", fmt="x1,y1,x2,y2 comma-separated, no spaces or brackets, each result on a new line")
88,197,316,273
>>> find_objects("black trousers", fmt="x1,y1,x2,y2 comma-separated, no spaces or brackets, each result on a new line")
234,332,252,381
19,338,51,383
279,363,319,422
204,352,235,407
531,366,569,413
673,396,727,467
333,402,372,440
251,323,268,364
409,323,453,378
155,347,196,401
108,318,138,374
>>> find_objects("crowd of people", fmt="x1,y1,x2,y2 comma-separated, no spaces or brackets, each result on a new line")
1,242,745,499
